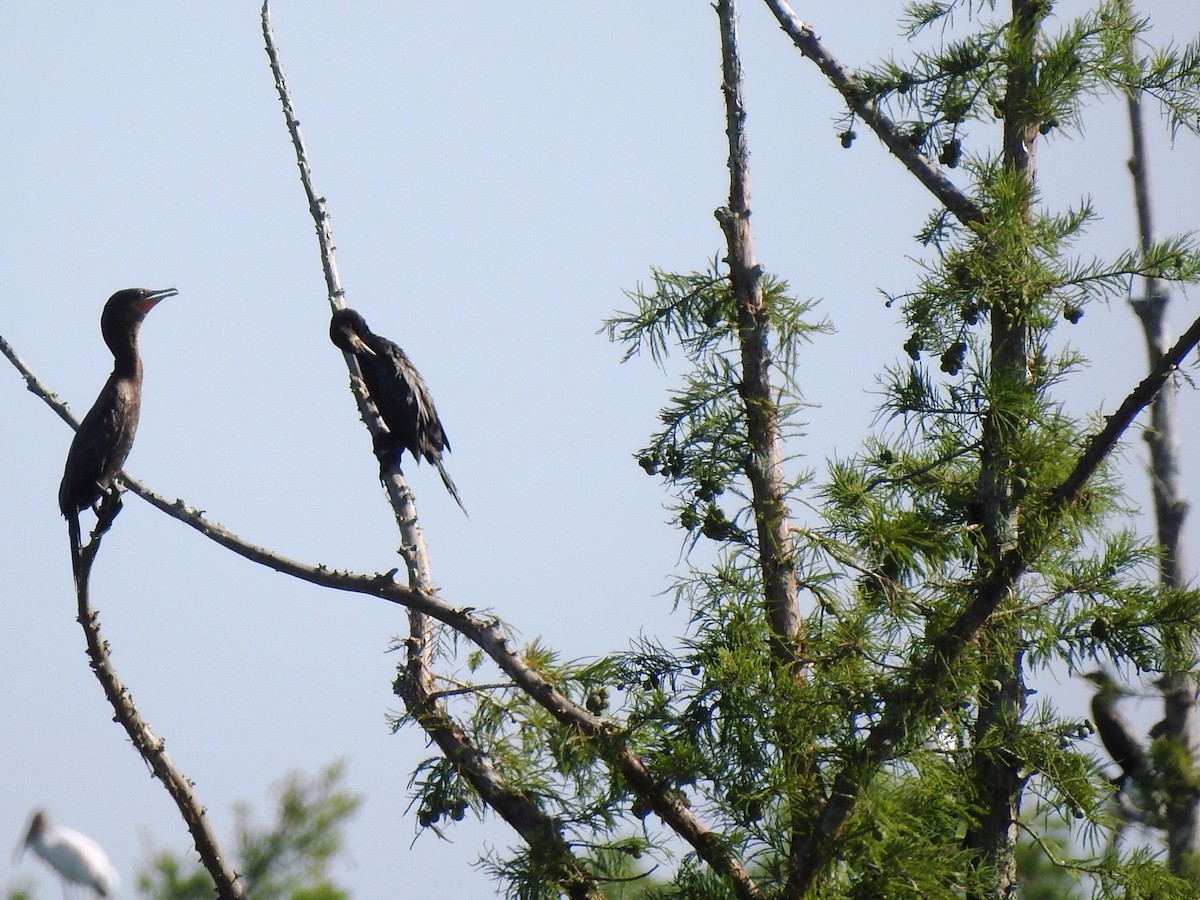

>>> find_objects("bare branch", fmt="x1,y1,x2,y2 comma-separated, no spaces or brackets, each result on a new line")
258,10,600,883
0,332,78,430
264,8,765,895
260,9,613,894
261,1,344,310
1049,311,1200,510
714,0,802,660
760,0,984,227
1124,17,1200,863
5,319,764,899
74,495,244,899
260,2,421,538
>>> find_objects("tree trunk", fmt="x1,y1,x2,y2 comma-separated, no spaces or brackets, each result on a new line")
962,2,1043,895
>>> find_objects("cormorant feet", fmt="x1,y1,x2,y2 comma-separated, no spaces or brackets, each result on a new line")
91,489,124,540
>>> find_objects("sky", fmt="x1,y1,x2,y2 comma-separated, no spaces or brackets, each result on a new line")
2,2,1199,897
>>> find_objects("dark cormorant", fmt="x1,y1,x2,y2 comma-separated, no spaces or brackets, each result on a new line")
329,307,467,516
1083,670,1151,790
59,288,177,581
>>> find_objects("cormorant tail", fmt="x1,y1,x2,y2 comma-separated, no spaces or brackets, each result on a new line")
67,512,82,590
436,460,469,518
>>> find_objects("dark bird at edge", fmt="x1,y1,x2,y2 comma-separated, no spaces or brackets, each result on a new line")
1083,670,1151,791
59,288,177,582
329,307,467,516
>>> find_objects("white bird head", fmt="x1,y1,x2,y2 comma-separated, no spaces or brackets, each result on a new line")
13,808,118,897
11,808,47,864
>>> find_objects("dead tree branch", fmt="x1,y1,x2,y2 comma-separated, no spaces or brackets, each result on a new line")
260,4,611,894
760,0,984,227
74,495,244,899
1124,54,1200,866
4,315,764,900
714,0,802,661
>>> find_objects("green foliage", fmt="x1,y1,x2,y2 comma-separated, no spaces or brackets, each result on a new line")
137,763,358,900
2,880,39,900
1136,35,1200,136
607,265,826,549
1015,809,1084,898
391,2,1200,897
139,855,218,900
856,0,1200,187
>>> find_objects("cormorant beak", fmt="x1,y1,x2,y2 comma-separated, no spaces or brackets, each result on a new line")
347,333,377,356
135,287,179,313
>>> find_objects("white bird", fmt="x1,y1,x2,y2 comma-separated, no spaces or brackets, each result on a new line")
13,809,118,898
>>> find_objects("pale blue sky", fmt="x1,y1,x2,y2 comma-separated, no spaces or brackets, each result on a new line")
2,3,1199,897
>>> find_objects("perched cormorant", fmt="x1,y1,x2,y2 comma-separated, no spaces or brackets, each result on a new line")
329,307,466,515
1083,670,1151,790
59,288,177,581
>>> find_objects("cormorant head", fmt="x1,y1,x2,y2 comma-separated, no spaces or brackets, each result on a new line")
1083,669,1128,704
329,307,377,356
100,287,177,344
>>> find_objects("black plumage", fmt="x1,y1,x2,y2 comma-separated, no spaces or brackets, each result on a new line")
329,307,467,516
59,288,176,580
1083,670,1151,790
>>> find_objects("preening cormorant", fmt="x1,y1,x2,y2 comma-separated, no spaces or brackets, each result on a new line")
329,307,467,515
59,287,177,581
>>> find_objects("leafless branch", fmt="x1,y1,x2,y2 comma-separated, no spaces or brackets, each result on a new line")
74,495,244,899
760,0,984,227
260,6,613,893
261,3,343,311
4,317,766,900
1123,22,1200,864
714,0,802,661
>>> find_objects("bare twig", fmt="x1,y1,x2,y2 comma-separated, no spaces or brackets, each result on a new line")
260,2,344,312
259,6,751,895
760,0,984,227
0,333,79,431
74,495,244,899
1049,313,1200,510
4,317,765,900
714,0,802,662
260,6,602,890
1123,25,1200,864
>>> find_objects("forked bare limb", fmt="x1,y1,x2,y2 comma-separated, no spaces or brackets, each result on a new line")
73,489,244,897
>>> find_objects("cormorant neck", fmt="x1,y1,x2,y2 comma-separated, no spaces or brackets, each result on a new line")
104,320,143,379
